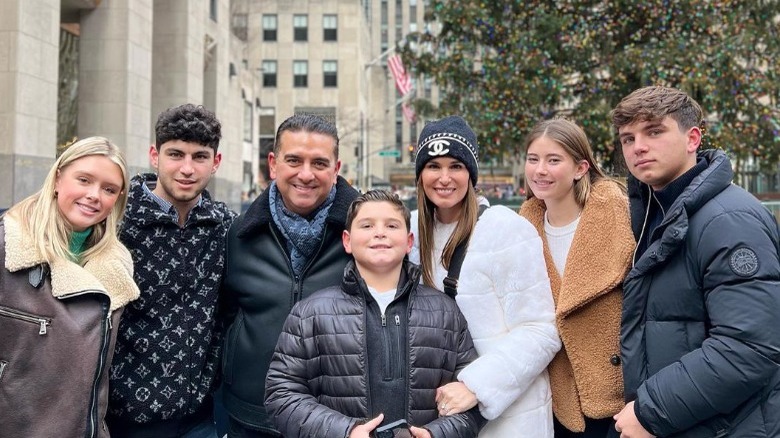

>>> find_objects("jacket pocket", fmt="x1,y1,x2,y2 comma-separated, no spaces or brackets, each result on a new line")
222,312,244,385
0,305,51,335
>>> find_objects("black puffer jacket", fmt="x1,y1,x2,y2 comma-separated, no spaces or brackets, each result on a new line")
265,260,484,438
621,150,780,437
220,177,359,432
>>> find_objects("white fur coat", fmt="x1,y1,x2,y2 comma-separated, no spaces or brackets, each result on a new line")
410,204,560,437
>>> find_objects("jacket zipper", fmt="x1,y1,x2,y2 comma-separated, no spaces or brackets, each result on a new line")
57,289,112,438
362,295,374,418
381,312,391,380
392,315,403,379
86,305,111,438
0,305,51,335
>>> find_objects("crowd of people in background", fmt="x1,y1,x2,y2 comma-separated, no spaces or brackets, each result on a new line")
1,86,779,438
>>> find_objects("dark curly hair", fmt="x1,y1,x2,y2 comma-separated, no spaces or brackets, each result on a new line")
155,104,222,152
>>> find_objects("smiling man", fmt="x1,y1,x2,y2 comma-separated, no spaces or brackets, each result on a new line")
220,114,359,437
611,86,780,437
108,104,237,438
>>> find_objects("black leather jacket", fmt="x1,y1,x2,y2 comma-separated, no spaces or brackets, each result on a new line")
220,177,359,432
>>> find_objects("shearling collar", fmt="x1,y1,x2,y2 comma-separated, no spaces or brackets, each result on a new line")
522,179,635,317
3,216,140,312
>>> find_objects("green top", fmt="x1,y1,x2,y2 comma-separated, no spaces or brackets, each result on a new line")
69,228,93,261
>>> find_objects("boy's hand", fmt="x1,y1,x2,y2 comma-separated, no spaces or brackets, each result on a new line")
613,402,655,438
435,382,477,415
349,414,384,438
409,426,432,438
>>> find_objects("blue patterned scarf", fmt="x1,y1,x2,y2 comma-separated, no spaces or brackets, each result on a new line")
269,181,337,276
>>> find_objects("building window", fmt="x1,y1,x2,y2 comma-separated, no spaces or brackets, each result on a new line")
323,15,338,41
243,101,253,142
209,0,217,22
293,15,308,42
293,61,308,87
263,15,277,41
323,61,337,87
262,61,277,87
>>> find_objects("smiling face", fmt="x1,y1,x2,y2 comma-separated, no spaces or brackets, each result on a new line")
619,116,700,190
342,200,413,275
55,155,124,231
269,130,341,217
525,135,589,206
420,157,470,223
150,140,221,213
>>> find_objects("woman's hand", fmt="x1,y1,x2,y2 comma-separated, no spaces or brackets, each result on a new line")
348,414,384,438
435,382,478,415
409,426,432,438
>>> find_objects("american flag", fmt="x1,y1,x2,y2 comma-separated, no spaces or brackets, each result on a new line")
388,54,413,96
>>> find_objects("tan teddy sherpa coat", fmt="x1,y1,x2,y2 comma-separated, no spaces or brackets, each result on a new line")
519,179,635,432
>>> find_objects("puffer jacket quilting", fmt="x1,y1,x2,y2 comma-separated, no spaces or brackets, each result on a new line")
621,149,780,437
265,260,484,438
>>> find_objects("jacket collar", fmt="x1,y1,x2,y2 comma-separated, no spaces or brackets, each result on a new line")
523,179,635,317
235,176,358,238
341,258,421,301
3,216,140,312
627,149,733,274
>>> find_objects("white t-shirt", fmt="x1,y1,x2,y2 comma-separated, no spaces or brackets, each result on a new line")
544,212,580,275
368,286,398,316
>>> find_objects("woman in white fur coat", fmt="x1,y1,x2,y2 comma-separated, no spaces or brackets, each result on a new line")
409,116,560,437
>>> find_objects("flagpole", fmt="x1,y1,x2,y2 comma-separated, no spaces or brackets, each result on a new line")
362,45,397,190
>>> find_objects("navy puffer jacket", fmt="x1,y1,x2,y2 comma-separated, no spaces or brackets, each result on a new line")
621,149,780,437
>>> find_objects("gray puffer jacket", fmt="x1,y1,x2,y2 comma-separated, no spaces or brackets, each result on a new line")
622,149,780,437
265,260,484,438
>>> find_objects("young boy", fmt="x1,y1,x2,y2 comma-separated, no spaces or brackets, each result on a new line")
265,190,485,438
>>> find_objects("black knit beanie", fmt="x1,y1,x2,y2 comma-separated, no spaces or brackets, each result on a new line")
414,116,479,186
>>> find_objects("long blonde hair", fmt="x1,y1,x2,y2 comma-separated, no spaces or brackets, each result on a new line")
416,178,479,287
6,136,129,264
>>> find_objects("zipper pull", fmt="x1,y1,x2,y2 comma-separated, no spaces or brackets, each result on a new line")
394,315,400,326
381,313,386,327
107,313,113,330
38,319,48,335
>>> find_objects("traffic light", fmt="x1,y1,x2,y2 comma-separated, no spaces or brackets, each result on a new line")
407,144,415,160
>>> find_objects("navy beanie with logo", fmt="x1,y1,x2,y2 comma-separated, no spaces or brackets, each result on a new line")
414,116,479,186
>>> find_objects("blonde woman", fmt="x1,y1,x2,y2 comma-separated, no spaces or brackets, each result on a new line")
0,137,140,437
410,116,560,437
519,119,634,438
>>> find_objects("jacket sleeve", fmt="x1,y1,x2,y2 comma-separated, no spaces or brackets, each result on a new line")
636,210,780,436
456,214,561,420
424,310,486,438
265,304,358,438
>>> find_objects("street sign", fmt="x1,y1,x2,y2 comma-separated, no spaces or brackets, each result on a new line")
378,150,401,157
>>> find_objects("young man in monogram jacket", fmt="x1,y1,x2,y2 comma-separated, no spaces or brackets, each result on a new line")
107,104,237,438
